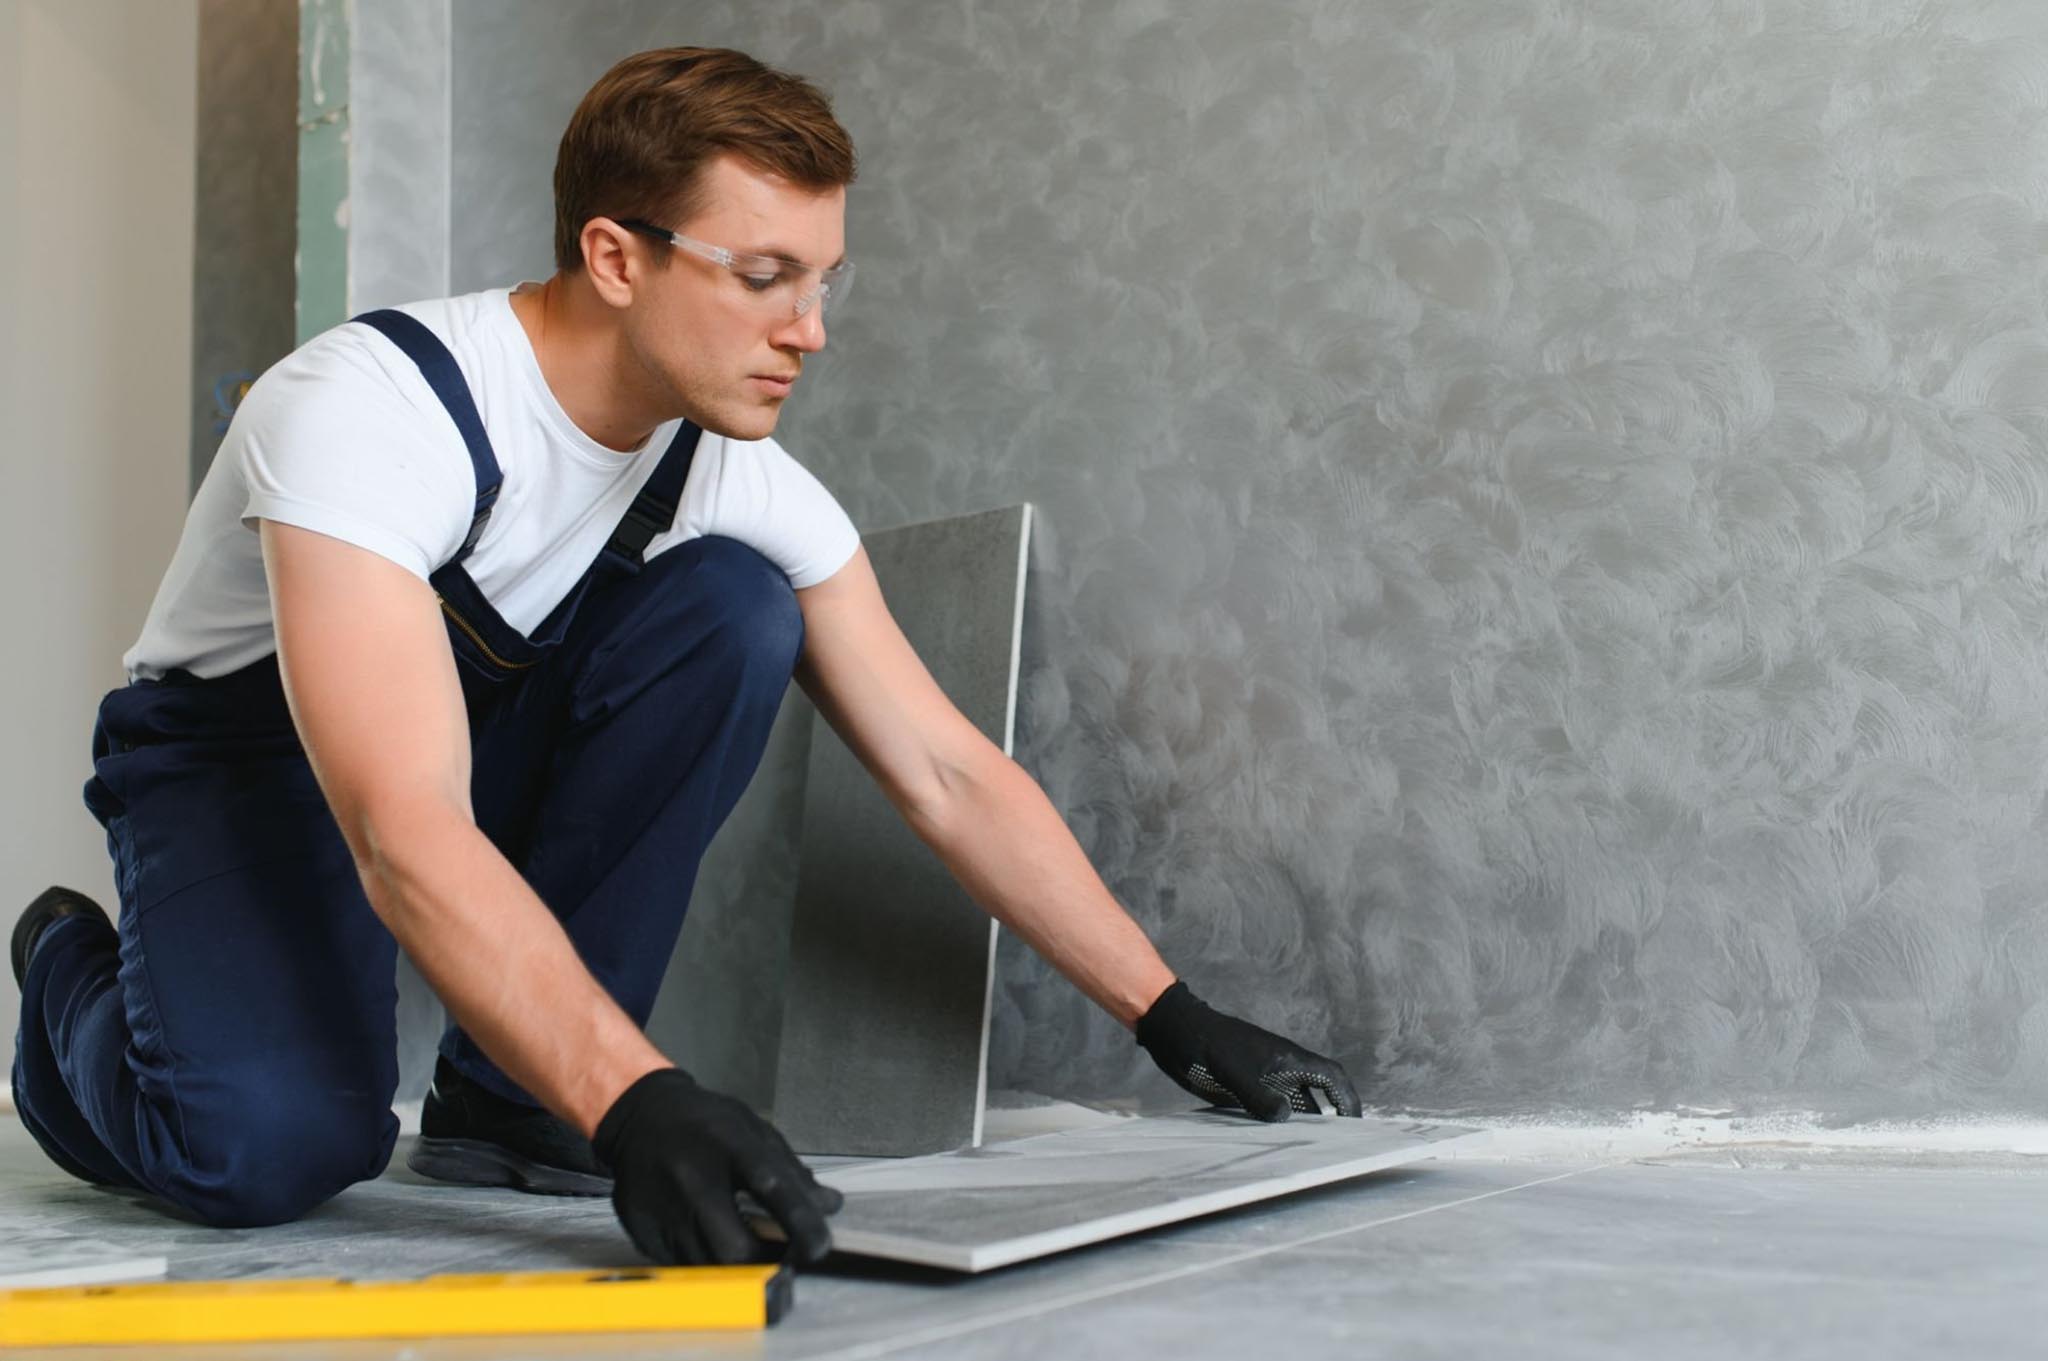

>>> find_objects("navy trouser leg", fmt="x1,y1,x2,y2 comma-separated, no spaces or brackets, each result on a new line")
11,533,802,1207
11,913,140,1191
10,663,401,1227
444,535,803,1102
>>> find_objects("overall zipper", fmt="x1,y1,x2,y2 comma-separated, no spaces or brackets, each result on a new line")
437,596,539,672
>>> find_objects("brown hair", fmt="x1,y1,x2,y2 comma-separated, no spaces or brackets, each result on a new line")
552,47,857,272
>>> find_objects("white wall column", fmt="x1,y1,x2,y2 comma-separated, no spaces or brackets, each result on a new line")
0,0,198,1092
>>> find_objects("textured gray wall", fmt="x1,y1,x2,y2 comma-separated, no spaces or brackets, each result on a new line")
349,0,451,315
191,0,297,491
437,0,2048,1118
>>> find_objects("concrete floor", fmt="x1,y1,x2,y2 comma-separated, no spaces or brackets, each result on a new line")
1,1113,2044,1360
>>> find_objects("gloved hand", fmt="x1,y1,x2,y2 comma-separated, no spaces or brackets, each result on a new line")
1136,981,1362,1120
593,1067,842,1266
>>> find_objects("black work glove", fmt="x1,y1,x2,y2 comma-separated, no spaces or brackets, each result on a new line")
593,1068,842,1266
1136,981,1362,1121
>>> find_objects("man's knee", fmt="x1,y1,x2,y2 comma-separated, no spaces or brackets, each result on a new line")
156,1085,397,1228
569,536,803,727
675,535,804,680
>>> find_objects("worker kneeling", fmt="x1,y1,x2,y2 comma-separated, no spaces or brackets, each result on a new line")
11,47,1360,1266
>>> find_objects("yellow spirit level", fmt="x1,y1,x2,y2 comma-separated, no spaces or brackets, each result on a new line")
0,1263,790,1347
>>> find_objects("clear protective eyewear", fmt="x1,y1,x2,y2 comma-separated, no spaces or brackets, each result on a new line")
617,218,853,320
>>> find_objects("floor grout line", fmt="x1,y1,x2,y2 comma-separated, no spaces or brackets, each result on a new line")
790,1162,1625,1361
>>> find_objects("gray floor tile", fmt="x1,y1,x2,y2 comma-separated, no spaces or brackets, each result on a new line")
758,1237,1244,1359
853,1161,2048,1361
774,505,1032,1158
6,1118,2046,1361
816,1113,1481,1269
1153,1156,1591,1247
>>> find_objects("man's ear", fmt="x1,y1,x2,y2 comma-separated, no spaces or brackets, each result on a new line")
580,217,639,308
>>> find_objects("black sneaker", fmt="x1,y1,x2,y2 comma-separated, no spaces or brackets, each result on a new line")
11,887,111,987
407,1056,612,1196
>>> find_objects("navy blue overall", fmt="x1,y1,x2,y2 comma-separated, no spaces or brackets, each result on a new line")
11,310,804,1227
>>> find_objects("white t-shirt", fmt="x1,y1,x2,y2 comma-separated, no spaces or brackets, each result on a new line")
126,287,862,682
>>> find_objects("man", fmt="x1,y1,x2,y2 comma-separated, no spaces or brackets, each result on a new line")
11,47,1359,1267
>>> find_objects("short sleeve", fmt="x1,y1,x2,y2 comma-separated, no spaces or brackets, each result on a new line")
675,432,862,588
231,323,474,580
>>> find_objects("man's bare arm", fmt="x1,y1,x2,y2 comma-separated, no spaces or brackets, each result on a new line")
260,520,666,1135
793,547,1176,1027
923,755,1178,1029
796,546,1360,1118
264,521,842,1259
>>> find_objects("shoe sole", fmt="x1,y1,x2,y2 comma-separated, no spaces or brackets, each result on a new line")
13,887,111,988
407,1136,613,1197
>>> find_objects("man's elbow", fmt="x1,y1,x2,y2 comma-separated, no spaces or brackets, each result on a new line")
898,744,1019,846
346,790,474,922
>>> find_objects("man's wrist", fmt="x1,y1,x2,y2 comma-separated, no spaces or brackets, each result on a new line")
592,1066,695,1160
574,1051,673,1140
1134,978,1200,1047
1117,966,1182,1030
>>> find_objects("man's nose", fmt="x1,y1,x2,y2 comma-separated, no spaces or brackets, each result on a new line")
774,304,828,353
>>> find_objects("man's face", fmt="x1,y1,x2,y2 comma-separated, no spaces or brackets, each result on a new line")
623,155,847,442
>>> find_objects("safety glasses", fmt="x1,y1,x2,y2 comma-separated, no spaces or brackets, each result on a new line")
617,218,853,320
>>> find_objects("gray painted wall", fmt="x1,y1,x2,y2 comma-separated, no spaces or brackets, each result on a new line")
348,0,450,315
191,0,297,491
425,0,2048,1119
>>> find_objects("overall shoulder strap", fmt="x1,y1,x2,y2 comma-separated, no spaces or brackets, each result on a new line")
352,309,503,566
597,420,703,575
